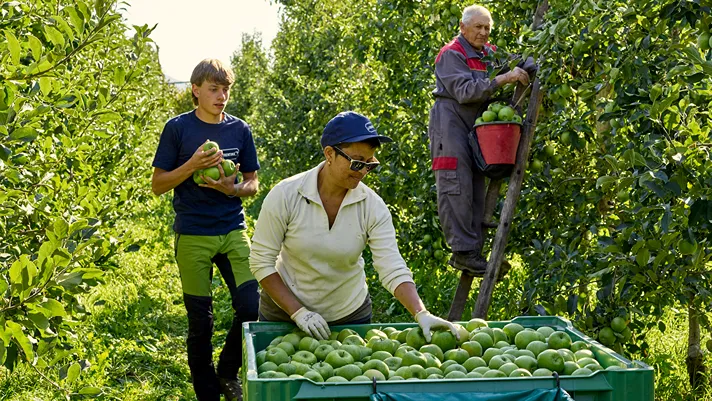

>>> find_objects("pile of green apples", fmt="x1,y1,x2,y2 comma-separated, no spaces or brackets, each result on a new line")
192,140,236,184
254,319,629,382
475,102,523,125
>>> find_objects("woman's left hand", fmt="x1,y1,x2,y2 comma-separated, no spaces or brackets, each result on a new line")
415,310,460,342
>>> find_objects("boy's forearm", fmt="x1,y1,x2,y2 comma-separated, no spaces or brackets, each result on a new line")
233,177,259,198
152,164,194,196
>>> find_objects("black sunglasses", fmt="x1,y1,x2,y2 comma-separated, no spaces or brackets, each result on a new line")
332,146,380,172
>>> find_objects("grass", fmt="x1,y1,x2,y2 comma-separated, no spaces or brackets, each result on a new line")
1,196,710,400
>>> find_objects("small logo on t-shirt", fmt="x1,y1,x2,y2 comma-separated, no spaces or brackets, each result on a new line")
222,148,240,160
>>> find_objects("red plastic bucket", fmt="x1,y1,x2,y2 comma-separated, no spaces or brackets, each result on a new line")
474,123,521,165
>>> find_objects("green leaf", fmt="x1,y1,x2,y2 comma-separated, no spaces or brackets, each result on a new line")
51,16,75,41
636,247,650,267
65,7,85,34
113,66,126,86
39,77,52,97
0,341,5,365
54,218,69,238
9,127,39,142
9,259,22,285
28,312,49,331
40,299,66,317
27,35,43,61
78,386,102,396
43,26,65,48
596,175,617,189
69,218,88,234
66,362,81,383
6,321,33,361
4,30,21,65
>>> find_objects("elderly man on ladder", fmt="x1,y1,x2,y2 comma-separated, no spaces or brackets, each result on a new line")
429,5,536,276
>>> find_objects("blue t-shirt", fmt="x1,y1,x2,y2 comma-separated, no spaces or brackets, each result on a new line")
152,110,260,235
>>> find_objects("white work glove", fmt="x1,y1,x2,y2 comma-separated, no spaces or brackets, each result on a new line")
415,310,460,342
290,307,331,340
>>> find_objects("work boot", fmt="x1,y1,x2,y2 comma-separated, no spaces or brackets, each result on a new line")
448,251,487,276
219,378,242,401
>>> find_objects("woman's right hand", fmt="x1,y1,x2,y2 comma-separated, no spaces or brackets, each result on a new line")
291,307,331,340
188,140,223,171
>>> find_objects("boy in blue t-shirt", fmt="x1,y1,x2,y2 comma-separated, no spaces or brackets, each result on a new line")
152,59,259,401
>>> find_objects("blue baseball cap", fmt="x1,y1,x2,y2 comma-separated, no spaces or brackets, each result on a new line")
321,111,393,148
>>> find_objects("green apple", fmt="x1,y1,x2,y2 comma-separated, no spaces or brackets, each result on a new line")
201,166,220,181
587,362,606,372
471,332,494,350
482,347,503,364
492,328,509,344
334,364,362,380
299,336,320,353
488,355,508,370
467,371,483,378
326,375,349,382
394,366,410,378
292,350,317,365
342,334,366,347
424,367,443,377
445,370,467,379
537,349,565,373
547,332,572,350
291,361,312,375
423,352,442,368
502,323,524,340
576,357,598,368
277,362,297,376
488,103,503,114
500,354,516,363
557,349,575,363
466,318,489,332
282,333,302,349
461,341,483,357
482,110,497,122
363,369,386,381
325,349,354,369
526,341,548,357
312,361,334,379
402,350,428,367
536,326,555,338
395,345,415,359
463,356,487,371
269,336,283,347
266,348,290,366
473,366,490,375
258,371,287,378
337,329,358,343
354,361,364,370
574,349,595,360
443,363,467,375
396,328,411,344
329,340,342,349
314,344,335,361
532,368,553,377
427,373,444,380
475,117,485,125
483,369,506,378
258,361,278,374
498,362,519,377
363,359,390,377
383,356,402,370
301,369,323,382
358,345,372,360
406,327,427,349
444,348,470,365
329,331,340,341
572,367,593,376
289,374,303,379
388,330,401,340
509,368,532,377
495,341,510,349
498,106,515,121
563,361,579,375
515,330,540,350
366,329,388,341
339,344,361,361
599,327,616,346
381,327,398,336
621,327,632,342
388,375,405,381
515,349,536,359
221,159,236,176
420,344,444,361
440,360,458,370
371,338,398,355
611,316,628,333
275,341,296,356
256,350,267,366
404,364,429,379
514,355,537,372
570,341,589,353
203,140,219,153
351,375,371,382
371,350,393,361
453,324,470,346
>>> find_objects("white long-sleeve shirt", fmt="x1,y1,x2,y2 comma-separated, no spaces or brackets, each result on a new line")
249,162,415,322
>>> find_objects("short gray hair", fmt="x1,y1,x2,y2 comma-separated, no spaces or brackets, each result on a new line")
461,5,493,27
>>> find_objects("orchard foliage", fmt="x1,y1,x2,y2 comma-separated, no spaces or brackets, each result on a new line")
232,0,712,350
0,0,173,395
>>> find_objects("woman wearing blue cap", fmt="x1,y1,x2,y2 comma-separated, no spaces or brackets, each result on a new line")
249,111,459,341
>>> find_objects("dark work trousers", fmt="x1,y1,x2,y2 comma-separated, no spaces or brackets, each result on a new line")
181,255,259,401
428,97,486,253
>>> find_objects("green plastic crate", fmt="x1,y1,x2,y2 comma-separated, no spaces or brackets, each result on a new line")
242,316,654,401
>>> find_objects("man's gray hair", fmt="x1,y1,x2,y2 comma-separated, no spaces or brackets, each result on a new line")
461,5,493,26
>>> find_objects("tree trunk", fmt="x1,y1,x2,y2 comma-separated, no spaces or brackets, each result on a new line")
686,302,707,393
